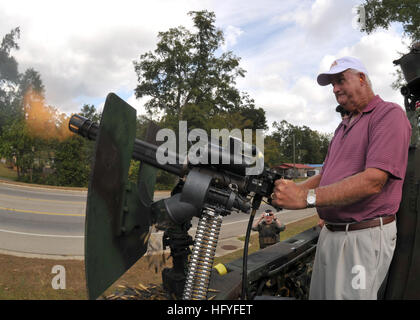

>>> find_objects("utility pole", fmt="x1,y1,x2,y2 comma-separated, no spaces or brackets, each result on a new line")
293,134,296,179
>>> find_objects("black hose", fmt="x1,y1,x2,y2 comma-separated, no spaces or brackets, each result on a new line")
241,208,256,300
241,195,262,300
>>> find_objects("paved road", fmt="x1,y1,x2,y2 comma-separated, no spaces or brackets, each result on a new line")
0,182,86,257
0,180,317,258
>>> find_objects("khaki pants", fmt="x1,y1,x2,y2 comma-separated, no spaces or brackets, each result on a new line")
309,220,397,300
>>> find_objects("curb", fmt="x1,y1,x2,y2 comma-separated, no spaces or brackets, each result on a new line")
0,178,172,194
0,248,84,261
0,179,87,192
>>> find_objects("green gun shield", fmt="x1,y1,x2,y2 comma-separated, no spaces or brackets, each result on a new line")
84,93,157,300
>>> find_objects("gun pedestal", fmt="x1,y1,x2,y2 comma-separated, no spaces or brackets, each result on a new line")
161,221,193,299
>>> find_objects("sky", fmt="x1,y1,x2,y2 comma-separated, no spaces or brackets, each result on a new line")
0,0,411,134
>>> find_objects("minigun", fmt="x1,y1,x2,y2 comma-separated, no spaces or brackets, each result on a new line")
69,93,285,300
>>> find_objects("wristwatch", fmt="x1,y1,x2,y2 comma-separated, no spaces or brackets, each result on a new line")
306,189,316,208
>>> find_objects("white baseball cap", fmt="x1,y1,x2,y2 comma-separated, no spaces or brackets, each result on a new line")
317,56,369,86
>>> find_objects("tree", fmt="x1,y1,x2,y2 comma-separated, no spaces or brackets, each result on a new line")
0,66,48,182
0,28,96,187
263,135,288,167
359,1,420,88
53,135,90,187
361,0,419,44
0,27,21,131
0,29,58,183
268,120,330,166
0,27,20,86
133,10,263,128
79,104,101,123
237,104,268,131
0,119,33,179
49,104,103,187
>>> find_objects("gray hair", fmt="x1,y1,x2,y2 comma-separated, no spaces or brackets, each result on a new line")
349,68,372,89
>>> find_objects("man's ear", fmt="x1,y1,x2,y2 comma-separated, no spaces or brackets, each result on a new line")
359,73,367,85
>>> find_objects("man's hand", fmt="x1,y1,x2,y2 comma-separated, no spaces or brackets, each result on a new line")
271,179,307,210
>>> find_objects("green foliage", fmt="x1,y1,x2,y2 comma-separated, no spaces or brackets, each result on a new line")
266,120,330,167
79,104,101,123
53,135,90,187
0,29,49,183
0,119,33,179
133,10,262,129
0,27,21,132
18,68,45,99
0,27,20,54
361,0,419,43
127,159,176,190
263,135,288,167
133,10,268,156
0,27,20,83
0,50,62,184
360,1,420,88
131,116,178,190
135,114,154,139
128,160,140,183
154,171,177,190
236,93,268,131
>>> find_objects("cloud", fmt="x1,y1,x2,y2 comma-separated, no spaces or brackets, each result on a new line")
210,0,298,27
296,0,355,39
248,72,341,134
126,93,148,117
232,1,407,134
1,0,205,113
221,25,244,51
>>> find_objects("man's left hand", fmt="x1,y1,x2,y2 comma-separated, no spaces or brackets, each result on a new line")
271,179,307,210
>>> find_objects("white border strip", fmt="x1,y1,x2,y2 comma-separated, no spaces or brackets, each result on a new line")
0,228,84,238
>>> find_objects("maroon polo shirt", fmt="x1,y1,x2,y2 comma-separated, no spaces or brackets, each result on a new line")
318,95,411,223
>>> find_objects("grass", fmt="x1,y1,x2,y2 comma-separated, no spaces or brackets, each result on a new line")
0,215,318,300
0,253,171,300
0,162,17,181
